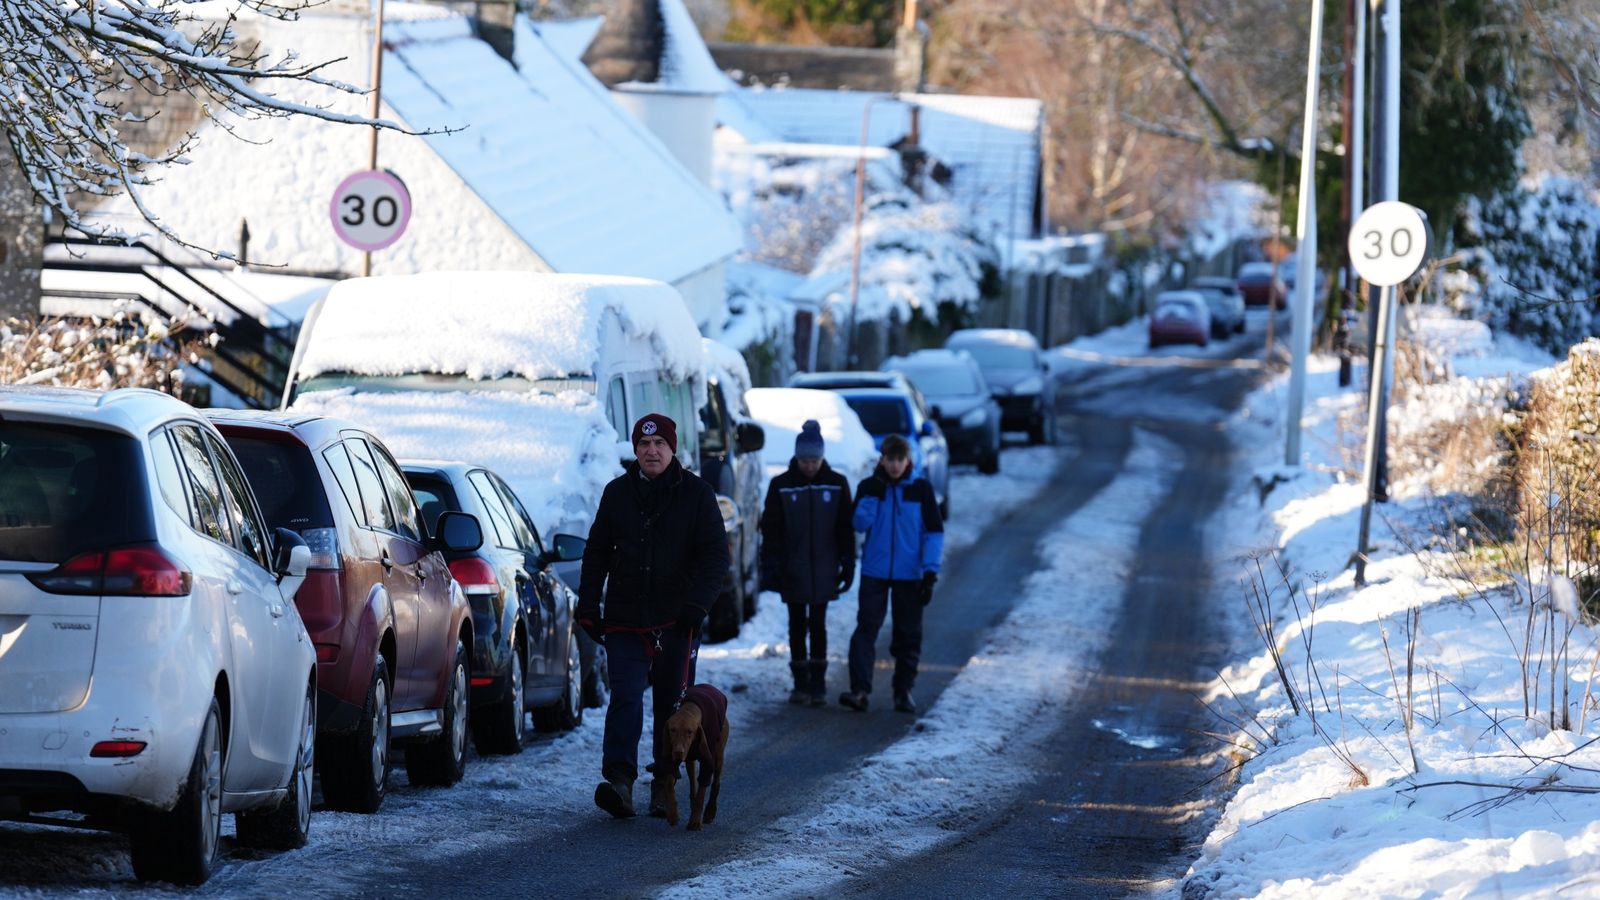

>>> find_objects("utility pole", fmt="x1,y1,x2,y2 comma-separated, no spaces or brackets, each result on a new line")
1285,0,1326,466
362,0,387,278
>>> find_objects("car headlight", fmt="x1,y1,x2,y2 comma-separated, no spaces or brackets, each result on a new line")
959,407,987,428
1013,376,1044,395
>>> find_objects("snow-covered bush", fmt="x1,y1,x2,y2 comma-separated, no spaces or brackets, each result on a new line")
1,311,193,395
1448,175,1600,353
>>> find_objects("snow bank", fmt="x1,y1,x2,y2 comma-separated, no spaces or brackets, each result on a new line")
745,387,878,485
295,271,705,384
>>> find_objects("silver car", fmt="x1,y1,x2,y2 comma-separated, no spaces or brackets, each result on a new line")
0,387,316,885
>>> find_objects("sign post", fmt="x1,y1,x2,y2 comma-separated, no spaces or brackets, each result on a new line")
1349,200,1425,585
330,170,412,256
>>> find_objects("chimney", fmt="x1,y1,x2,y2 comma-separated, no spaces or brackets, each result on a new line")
476,0,516,63
893,0,926,94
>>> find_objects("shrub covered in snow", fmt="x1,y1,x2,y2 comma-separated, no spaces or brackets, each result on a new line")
1447,175,1600,353
0,312,193,395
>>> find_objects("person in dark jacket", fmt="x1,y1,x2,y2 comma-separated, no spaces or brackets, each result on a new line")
759,420,855,707
841,433,943,715
578,413,730,820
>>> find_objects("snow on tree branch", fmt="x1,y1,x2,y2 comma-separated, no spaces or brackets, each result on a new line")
0,0,422,254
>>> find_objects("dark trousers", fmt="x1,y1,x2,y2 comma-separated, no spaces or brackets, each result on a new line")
787,602,828,662
601,626,699,783
848,576,923,695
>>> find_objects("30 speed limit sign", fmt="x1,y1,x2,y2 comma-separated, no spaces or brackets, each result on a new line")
1348,201,1426,286
330,170,412,253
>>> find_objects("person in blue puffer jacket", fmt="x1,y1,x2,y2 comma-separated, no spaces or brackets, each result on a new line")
840,433,944,714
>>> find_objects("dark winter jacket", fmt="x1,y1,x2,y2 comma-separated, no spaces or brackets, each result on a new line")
577,458,730,630
760,459,855,606
853,464,944,582
680,683,728,786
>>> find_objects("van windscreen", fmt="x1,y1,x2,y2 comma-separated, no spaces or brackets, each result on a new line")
0,422,152,563
224,435,335,532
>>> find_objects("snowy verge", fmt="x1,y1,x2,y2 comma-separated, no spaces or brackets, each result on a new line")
664,433,1176,897
1180,334,1600,898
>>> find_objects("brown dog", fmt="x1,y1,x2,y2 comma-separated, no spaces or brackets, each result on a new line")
662,683,729,830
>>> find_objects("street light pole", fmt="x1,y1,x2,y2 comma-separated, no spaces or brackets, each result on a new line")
1285,0,1327,466
847,94,903,369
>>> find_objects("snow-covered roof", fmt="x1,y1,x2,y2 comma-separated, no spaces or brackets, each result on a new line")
727,87,1044,236
86,6,738,286
745,386,878,486
632,0,727,95
295,271,705,383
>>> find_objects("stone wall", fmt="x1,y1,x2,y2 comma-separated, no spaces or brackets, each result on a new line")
0,145,42,320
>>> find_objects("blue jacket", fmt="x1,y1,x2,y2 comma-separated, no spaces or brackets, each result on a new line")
853,464,943,582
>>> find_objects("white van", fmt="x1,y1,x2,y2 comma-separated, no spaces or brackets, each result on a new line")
282,271,708,540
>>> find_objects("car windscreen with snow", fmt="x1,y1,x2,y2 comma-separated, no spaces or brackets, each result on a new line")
1154,297,1207,321
949,344,1036,371
0,422,151,564
224,435,335,533
841,396,912,435
896,364,980,397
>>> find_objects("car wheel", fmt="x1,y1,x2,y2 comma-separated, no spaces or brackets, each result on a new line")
471,634,525,756
533,633,584,732
130,698,223,885
320,655,390,813
978,447,1000,475
938,492,951,521
236,679,315,849
406,640,469,787
583,641,610,710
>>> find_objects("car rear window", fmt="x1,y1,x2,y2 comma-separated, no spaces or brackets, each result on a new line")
951,343,1035,371
843,397,912,436
0,421,153,563
223,434,335,532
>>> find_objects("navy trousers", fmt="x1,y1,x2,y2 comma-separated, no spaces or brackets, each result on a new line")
848,576,923,695
601,626,699,783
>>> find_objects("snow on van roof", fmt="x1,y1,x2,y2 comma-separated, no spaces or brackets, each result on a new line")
295,272,706,383
289,387,620,538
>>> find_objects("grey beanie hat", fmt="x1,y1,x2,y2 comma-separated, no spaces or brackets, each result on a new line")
794,420,825,460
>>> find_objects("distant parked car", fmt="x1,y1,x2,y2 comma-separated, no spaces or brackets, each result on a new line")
746,387,879,489
402,461,595,752
884,349,1002,474
1236,261,1286,308
1149,291,1212,348
1189,277,1247,337
700,339,766,641
944,329,1057,445
0,387,316,885
788,370,935,419
209,412,481,813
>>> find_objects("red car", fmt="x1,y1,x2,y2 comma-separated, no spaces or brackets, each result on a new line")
1236,261,1286,308
209,412,482,813
1149,291,1212,348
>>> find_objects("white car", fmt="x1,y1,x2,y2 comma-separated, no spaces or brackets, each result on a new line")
0,386,316,885
746,387,880,488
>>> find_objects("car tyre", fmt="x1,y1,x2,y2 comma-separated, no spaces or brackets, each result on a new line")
582,641,610,710
533,633,584,732
978,447,1000,475
406,640,469,787
320,654,390,813
471,635,525,756
130,698,223,885
237,679,315,850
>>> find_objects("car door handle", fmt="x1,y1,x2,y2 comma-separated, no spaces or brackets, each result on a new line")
380,553,394,571
269,602,286,618
226,580,244,595
414,563,427,585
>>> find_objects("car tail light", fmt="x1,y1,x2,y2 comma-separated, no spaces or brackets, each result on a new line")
90,740,147,758
470,676,494,687
448,557,499,596
28,545,192,597
315,643,340,663
301,527,340,570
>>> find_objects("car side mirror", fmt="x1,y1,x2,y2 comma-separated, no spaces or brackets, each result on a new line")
736,421,765,454
273,528,309,580
543,533,586,566
435,511,483,553
929,404,943,420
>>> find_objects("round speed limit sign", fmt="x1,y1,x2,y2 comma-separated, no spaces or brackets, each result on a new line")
1348,201,1426,286
330,170,412,253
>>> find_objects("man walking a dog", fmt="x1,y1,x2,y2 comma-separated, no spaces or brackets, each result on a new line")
841,434,944,714
760,420,855,706
578,413,730,819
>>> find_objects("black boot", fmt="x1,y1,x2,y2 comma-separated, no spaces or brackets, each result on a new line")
788,662,808,705
807,660,828,707
594,776,635,818
649,777,670,818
